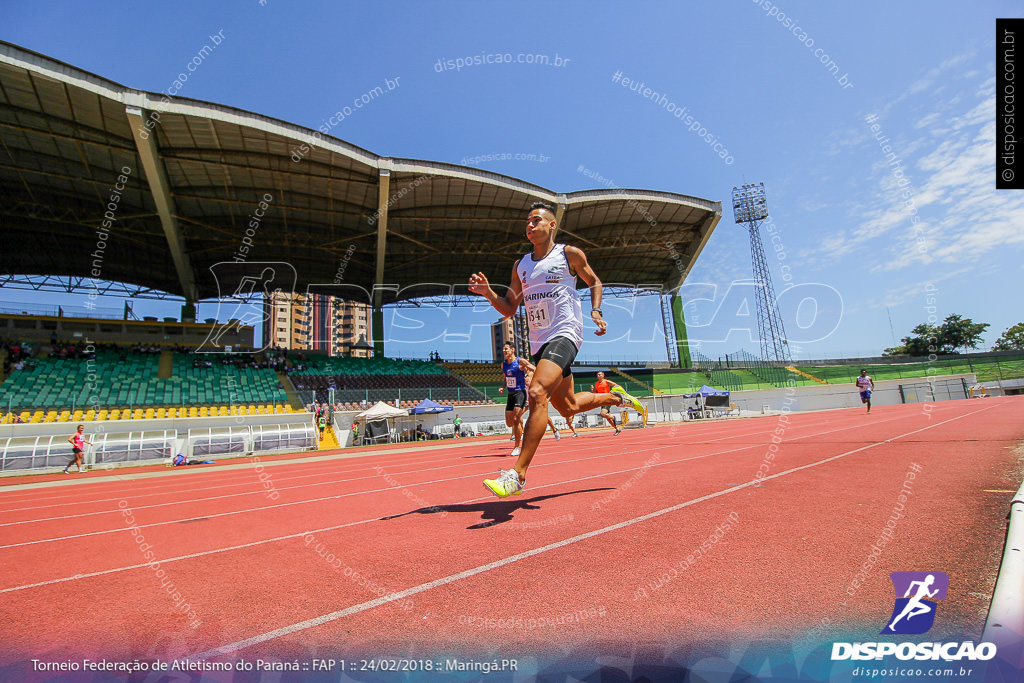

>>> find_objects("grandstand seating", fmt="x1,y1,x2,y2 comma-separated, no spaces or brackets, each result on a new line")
1,402,294,424
290,356,492,406
442,362,504,400
0,350,289,418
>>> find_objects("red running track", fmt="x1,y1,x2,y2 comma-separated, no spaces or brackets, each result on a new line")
1,398,1022,669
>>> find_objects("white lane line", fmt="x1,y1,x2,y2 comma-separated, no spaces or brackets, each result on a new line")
0,419,784,511
0,406,962,594
0,403,905,516
0,423,780,526
192,403,998,659
0,411,910,548
0,435,516,498
3,401,891,505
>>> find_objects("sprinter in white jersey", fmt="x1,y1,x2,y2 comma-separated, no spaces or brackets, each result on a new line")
469,201,646,498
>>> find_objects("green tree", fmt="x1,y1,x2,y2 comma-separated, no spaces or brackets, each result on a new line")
992,322,1024,351
904,323,940,356
883,323,937,357
937,314,989,353
883,315,989,356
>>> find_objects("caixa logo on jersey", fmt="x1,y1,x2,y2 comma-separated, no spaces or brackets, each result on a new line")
831,571,997,662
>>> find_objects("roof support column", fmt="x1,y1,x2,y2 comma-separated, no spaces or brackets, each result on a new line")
372,168,391,358
125,105,198,302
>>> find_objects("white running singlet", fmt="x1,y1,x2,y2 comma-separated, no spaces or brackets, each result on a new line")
517,244,583,355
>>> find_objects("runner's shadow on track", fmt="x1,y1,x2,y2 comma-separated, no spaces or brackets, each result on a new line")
378,488,613,529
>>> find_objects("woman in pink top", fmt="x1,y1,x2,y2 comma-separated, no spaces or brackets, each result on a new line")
65,424,93,474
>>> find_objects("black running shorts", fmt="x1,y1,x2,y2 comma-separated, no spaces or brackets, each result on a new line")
505,389,527,411
533,336,579,378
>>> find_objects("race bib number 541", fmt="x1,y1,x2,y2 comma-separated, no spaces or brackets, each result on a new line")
527,301,552,330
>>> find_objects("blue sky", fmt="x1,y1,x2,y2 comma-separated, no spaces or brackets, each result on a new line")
2,1,1021,362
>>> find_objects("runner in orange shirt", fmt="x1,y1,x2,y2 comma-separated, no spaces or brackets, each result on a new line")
592,371,625,435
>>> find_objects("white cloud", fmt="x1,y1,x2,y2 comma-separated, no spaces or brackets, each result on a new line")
804,54,1020,278
862,267,972,309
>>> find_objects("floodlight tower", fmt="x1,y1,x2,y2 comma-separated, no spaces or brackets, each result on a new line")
732,183,791,365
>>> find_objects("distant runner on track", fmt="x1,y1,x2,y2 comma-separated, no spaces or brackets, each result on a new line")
64,424,92,474
856,369,874,414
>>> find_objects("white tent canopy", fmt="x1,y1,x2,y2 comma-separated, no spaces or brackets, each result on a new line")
354,401,409,421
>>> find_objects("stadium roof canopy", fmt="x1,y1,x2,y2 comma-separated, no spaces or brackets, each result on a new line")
0,42,722,308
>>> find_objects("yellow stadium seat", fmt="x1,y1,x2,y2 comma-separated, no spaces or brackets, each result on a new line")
188,407,198,417
19,411,31,422
96,410,108,420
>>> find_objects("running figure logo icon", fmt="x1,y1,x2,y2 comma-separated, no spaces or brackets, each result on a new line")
881,571,949,635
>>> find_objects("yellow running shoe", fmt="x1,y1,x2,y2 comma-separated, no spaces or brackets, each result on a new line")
483,469,524,498
611,386,647,425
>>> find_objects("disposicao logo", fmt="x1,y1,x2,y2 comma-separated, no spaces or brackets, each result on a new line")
881,571,948,635
831,571,997,662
